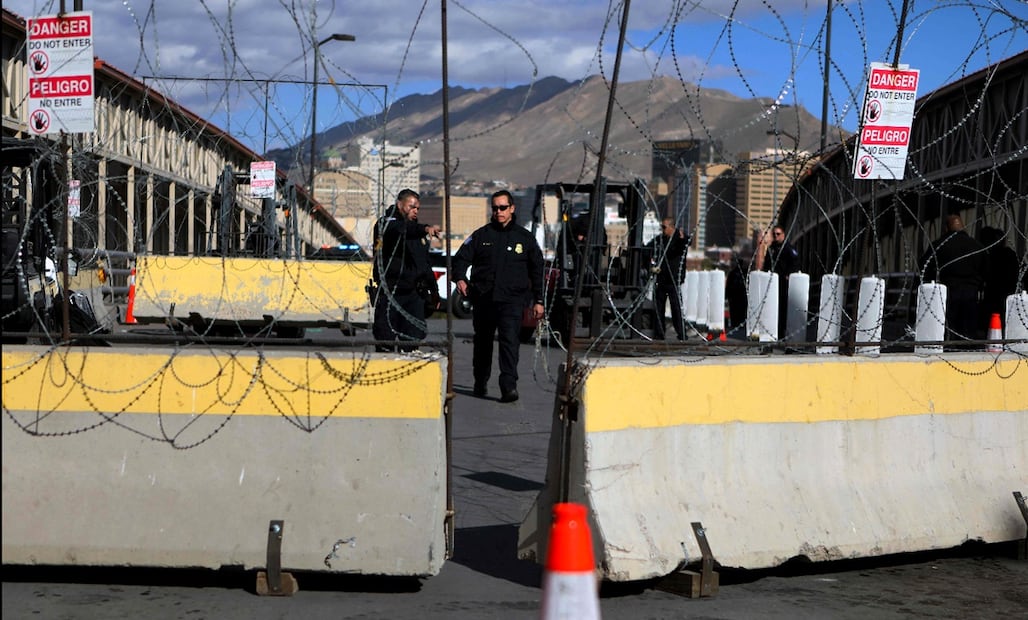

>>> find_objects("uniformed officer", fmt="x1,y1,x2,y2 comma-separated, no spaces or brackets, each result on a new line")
372,189,441,351
645,217,689,340
763,225,800,339
453,190,545,402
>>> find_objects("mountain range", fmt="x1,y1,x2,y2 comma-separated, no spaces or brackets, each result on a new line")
267,75,842,188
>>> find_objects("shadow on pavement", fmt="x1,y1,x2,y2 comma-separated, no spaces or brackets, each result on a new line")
451,524,542,588
461,471,544,492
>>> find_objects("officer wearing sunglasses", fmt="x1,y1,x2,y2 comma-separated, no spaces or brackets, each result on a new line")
453,190,545,403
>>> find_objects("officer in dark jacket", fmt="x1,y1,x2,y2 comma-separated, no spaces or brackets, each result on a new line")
763,225,801,339
920,214,987,342
645,217,689,340
453,190,545,402
372,189,441,351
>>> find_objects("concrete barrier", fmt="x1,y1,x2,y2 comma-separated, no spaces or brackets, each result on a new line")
2,346,448,576
519,353,1028,581
131,256,373,328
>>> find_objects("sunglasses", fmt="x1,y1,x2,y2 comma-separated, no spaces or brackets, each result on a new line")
492,204,512,211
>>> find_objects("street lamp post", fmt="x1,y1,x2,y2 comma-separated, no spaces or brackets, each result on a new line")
308,33,356,196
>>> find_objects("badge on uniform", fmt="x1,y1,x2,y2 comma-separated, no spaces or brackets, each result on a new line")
514,243,523,254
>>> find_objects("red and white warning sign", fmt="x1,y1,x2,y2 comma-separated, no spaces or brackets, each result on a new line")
250,161,277,198
853,62,919,180
26,11,95,135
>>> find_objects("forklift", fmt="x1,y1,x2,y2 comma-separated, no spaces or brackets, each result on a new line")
529,177,656,342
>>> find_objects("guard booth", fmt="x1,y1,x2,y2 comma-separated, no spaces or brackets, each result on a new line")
531,178,654,340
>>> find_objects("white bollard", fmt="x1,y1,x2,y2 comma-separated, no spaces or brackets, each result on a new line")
747,270,778,342
855,276,885,356
785,272,810,344
816,274,846,355
707,269,727,333
696,270,710,329
1005,292,1028,354
915,282,947,354
684,271,699,324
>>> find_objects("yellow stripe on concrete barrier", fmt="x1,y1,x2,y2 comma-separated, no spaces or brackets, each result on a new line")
3,346,447,576
2,348,440,419
583,355,1028,430
520,353,1028,580
132,255,372,325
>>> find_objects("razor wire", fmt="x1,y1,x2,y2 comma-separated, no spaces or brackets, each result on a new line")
2,0,1027,443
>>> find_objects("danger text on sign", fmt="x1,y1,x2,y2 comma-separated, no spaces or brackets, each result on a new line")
28,15,91,38
860,126,909,145
30,76,92,97
869,69,918,91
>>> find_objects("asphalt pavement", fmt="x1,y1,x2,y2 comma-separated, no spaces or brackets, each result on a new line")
3,316,1027,619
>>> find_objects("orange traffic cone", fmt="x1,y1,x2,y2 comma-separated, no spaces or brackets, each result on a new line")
986,313,1002,353
719,330,727,342
124,267,137,324
540,502,600,620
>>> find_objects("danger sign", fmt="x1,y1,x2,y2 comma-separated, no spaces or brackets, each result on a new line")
26,11,95,135
853,62,919,181
250,161,277,198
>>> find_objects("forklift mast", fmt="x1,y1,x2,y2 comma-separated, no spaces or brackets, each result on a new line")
530,177,655,340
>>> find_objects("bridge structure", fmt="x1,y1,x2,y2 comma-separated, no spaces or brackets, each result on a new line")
777,50,1026,285
2,9,359,270
1,6,1025,589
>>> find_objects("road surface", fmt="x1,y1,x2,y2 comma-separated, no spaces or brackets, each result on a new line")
3,317,1026,619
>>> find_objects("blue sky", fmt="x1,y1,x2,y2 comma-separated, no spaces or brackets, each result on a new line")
6,0,1027,154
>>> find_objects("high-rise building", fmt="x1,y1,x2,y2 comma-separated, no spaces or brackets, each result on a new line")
346,137,421,216
734,148,810,241
652,139,724,249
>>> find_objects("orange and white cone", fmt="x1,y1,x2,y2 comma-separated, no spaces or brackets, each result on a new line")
986,312,1002,353
540,502,600,620
124,267,137,324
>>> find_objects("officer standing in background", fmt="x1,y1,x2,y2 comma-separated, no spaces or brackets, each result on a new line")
645,217,689,340
453,190,545,403
372,189,441,351
763,225,801,339
920,214,987,343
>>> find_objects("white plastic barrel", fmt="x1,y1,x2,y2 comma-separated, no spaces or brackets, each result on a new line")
707,269,727,333
785,272,809,343
855,276,885,355
1005,292,1028,354
915,282,947,354
684,271,699,324
695,271,710,328
816,274,845,355
747,270,778,342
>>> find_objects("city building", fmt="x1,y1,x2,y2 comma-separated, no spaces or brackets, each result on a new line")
734,148,811,242
346,137,421,217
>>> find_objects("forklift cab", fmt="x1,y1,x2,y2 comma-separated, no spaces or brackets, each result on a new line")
530,178,655,341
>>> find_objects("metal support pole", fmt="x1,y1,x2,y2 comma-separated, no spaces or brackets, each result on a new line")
307,34,355,197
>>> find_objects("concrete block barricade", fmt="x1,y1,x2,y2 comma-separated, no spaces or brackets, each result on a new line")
2,346,447,576
131,255,373,328
520,353,1028,581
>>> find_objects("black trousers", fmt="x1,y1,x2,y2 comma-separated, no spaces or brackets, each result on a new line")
653,282,686,340
373,287,426,350
471,297,523,393
946,286,981,342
